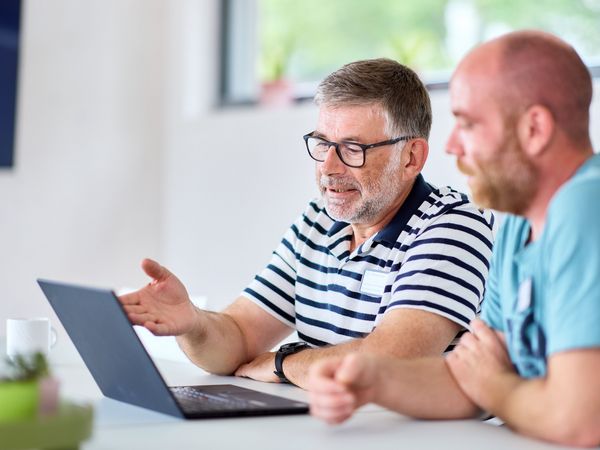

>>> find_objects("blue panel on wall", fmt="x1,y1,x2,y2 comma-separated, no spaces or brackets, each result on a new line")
0,0,21,168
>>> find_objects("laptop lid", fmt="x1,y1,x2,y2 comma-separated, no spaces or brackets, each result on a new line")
37,279,308,419
38,279,184,418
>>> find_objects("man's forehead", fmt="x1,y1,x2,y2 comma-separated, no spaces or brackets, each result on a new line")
316,102,386,133
318,102,384,118
452,42,502,83
450,67,498,111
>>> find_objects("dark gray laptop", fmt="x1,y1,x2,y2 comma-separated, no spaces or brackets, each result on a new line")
37,279,308,419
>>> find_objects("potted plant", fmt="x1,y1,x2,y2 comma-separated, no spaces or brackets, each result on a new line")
259,37,296,106
0,352,58,422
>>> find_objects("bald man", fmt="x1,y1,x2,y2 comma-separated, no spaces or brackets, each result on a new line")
307,31,600,447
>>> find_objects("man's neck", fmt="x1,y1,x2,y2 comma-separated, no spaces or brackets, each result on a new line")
527,147,593,242
349,180,415,252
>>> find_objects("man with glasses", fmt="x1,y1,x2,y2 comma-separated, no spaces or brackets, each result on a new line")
120,59,494,388
308,32,600,446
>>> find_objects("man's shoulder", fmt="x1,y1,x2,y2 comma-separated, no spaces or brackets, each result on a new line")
552,156,600,213
425,184,494,228
301,197,328,219
542,157,600,243
295,197,337,233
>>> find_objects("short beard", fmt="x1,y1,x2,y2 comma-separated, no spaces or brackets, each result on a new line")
320,150,405,224
460,133,538,215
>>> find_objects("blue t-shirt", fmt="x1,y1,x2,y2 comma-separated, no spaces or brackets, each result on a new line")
481,154,600,378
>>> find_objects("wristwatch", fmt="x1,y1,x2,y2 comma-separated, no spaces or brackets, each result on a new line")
273,342,311,384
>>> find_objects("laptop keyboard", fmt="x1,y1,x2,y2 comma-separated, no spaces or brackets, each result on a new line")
171,386,269,413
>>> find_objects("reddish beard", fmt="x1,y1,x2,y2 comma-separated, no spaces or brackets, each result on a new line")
456,159,475,176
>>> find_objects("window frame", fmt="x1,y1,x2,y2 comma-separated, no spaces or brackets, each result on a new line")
219,0,600,107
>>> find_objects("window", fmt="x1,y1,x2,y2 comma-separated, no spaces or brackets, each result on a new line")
221,0,600,105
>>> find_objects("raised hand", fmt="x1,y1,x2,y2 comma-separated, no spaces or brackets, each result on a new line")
118,258,198,336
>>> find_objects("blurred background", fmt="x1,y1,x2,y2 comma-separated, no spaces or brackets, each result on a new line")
1,0,599,340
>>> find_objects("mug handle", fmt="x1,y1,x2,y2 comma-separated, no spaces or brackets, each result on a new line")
50,326,58,348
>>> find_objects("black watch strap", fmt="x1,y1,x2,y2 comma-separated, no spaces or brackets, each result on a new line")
273,342,310,384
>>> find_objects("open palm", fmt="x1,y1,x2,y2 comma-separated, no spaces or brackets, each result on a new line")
119,258,197,336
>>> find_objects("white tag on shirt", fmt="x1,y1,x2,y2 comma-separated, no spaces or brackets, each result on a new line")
517,278,532,312
360,270,388,296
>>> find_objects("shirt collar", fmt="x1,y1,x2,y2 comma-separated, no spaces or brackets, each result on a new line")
325,174,433,245
375,174,433,245
327,219,349,237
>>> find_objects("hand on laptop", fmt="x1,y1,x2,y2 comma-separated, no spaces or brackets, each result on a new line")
119,258,198,336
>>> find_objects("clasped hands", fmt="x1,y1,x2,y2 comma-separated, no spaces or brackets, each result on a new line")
308,319,516,424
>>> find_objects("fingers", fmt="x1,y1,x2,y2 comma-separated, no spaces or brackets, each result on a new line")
118,291,140,306
457,331,478,351
309,358,347,394
453,321,511,372
141,258,171,282
470,319,498,345
127,311,155,325
126,312,170,336
308,356,360,425
335,353,368,387
143,320,170,336
233,364,247,378
309,391,356,425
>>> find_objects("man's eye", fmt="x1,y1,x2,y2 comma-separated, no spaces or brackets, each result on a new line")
459,120,474,130
343,145,363,154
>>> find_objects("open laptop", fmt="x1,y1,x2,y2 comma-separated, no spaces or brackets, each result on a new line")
37,279,309,419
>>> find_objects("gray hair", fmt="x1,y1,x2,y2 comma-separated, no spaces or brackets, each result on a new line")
314,58,432,139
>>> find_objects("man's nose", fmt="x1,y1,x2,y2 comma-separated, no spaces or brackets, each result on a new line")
320,145,346,175
445,126,463,157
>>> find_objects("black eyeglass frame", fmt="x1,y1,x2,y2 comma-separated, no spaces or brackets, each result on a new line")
303,131,417,168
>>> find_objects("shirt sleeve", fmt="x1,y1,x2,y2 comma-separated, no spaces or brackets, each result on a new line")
241,205,310,327
387,205,494,331
544,176,600,355
480,226,504,332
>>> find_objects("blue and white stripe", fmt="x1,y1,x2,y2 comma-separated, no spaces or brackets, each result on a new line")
243,175,494,347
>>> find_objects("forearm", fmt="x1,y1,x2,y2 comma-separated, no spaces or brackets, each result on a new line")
176,307,248,375
490,376,600,447
372,356,480,419
287,312,462,389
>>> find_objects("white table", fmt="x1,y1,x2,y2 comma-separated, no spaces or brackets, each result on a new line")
48,341,578,450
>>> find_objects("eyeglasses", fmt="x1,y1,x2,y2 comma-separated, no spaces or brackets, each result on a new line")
303,132,416,168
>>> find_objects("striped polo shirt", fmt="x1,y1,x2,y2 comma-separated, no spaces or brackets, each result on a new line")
243,174,495,347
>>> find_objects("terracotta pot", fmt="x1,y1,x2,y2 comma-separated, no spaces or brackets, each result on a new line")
259,79,294,107
38,376,60,416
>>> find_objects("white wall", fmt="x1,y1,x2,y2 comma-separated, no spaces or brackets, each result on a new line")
0,0,167,336
1,0,599,336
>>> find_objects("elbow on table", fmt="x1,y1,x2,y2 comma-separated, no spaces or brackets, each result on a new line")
543,414,600,448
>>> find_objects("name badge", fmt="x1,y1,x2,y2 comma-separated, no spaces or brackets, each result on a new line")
517,278,532,312
360,270,388,296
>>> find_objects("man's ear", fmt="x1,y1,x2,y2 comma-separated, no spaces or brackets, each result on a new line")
402,138,429,180
517,105,555,157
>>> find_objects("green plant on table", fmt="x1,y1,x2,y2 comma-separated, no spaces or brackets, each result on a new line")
0,352,53,423
2,352,50,382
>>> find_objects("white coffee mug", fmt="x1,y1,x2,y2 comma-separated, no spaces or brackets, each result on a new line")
6,318,57,359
